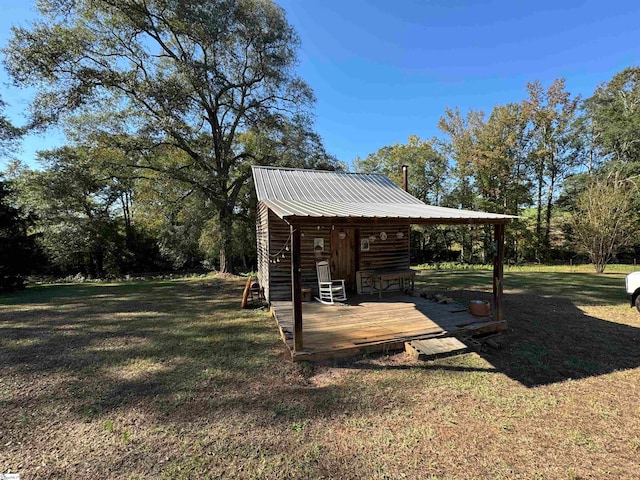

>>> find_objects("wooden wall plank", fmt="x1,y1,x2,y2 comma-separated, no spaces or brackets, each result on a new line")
267,215,412,301
360,225,411,271
291,225,303,351
256,202,270,300
267,210,293,301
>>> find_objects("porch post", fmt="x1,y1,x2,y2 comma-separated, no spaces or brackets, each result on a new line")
291,224,303,351
492,223,505,321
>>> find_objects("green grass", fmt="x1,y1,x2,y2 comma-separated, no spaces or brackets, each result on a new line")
415,268,629,305
1,272,640,479
415,262,639,274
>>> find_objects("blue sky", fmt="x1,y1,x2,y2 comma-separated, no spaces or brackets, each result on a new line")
1,0,639,169
279,0,639,166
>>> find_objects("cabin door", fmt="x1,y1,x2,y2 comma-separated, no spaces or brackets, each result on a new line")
330,227,357,290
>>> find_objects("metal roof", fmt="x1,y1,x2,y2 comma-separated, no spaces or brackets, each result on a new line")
252,166,515,224
253,166,423,204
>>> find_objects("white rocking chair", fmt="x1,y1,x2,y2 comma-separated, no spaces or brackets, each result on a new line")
315,261,347,305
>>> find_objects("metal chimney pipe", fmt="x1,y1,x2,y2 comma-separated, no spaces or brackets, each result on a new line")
401,165,408,192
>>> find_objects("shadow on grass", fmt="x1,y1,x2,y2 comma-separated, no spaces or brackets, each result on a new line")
0,279,290,422
414,270,640,387
434,289,640,387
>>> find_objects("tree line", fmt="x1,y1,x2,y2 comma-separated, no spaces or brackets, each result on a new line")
356,70,640,271
1,0,639,291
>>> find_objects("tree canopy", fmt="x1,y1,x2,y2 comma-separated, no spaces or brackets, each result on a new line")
585,67,640,166
4,0,336,272
354,135,447,205
0,97,22,156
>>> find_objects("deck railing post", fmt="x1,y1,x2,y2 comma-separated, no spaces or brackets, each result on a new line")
493,223,505,321
291,224,303,351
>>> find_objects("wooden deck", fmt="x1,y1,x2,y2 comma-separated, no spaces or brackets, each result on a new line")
271,294,507,361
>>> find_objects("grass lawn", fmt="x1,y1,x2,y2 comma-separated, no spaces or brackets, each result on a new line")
1,270,640,479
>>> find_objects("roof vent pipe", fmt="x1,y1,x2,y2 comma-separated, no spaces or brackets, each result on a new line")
401,165,408,192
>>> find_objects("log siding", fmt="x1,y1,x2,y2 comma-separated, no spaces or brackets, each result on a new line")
262,206,412,301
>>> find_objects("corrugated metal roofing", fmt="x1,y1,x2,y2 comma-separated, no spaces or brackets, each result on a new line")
253,166,422,205
252,166,515,223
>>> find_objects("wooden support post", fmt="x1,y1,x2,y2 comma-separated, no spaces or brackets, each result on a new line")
291,224,303,352
493,223,505,321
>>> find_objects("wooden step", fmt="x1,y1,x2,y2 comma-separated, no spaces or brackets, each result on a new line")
405,337,469,361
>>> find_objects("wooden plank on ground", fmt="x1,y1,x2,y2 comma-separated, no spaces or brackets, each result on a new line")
405,337,469,361
455,315,493,327
351,325,443,345
463,319,508,336
240,276,252,309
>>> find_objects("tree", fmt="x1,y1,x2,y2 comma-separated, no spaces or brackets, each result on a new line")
4,0,330,272
585,67,640,166
132,168,211,270
438,107,484,210
438,108,486,262
0,180,39,291
524,79,581,259
16,147,140,277
0,99,33,291
571,169,638,273
481,104,533,212
471,103,533,261
354,135,449,264
354,135,448,205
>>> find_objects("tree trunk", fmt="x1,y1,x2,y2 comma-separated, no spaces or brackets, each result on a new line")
594,256,606,274
544,172,555,251
535,170,544,261
92,246,105,278
483,225,492,263
121,192,134,250
423,234,429,264
462,226,473,263
218,205,234,273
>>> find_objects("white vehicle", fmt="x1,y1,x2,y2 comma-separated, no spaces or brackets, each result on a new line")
626,272,640,313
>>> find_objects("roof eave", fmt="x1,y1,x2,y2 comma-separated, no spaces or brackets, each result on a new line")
283,214,512,226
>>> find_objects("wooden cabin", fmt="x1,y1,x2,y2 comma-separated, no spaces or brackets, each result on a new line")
252,166,513,359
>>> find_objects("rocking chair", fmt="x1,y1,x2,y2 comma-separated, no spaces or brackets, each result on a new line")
315,261,347,305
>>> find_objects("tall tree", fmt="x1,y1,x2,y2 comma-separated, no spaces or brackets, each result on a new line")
523,79,581,258
438,108,486,262
0,100,33,291
471,103,533,261
438,107,484,210
4,0,328,272
472,103,531,215
585,67,640,166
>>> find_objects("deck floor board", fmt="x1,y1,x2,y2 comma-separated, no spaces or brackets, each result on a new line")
271,293,507,361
